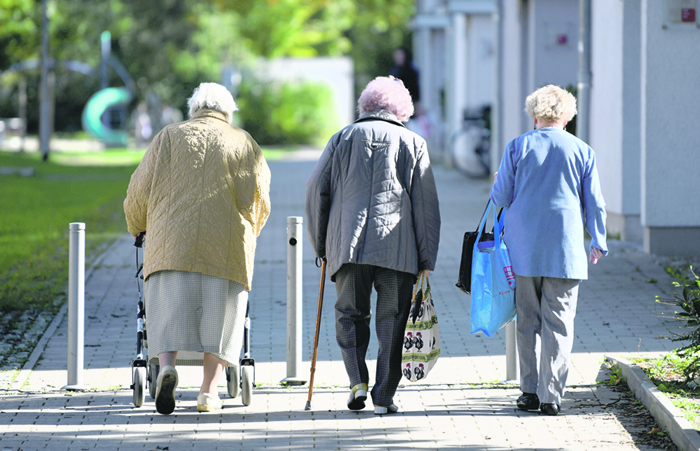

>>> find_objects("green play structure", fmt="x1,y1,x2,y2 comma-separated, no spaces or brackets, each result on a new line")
81,87,132,147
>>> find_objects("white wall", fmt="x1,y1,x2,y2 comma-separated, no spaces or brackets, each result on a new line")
621,0,641,217
641,0,700,228
589,0,643,241
500,0,525,147
465,15,494,109
527,0,579,93
259,57,355,128
590,0,624,215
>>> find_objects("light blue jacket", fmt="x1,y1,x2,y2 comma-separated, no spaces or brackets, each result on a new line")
490,128,607,280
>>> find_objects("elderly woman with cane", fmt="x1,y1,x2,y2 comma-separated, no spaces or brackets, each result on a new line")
305,76,441,415
491,84,607,416
124,82,271,414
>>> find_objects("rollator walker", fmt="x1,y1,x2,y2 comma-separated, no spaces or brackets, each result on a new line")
130,232,255,407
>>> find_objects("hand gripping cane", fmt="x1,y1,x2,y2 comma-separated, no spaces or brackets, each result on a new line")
305,257,326,410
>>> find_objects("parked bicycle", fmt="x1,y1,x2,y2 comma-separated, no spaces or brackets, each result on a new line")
449,106,491,178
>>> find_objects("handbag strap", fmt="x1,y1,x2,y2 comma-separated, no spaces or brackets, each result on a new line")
412,272,423,299
474,200,491,235
494,206,506,247
475,200,492,244
412,272,429,300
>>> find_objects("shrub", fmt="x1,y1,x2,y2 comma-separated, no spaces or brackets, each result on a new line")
237,79,338,146
656,266,700,381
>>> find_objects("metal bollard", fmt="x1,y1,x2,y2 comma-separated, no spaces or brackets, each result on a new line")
505,319,519,382
281,217,306,385
62,223,89,391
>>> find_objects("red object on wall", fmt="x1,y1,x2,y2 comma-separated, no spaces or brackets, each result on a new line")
681,8,696,22
557,34,568,45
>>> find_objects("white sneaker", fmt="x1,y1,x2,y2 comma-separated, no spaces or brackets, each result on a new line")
197,392,223,412
374,403,399,415
155,365,178,415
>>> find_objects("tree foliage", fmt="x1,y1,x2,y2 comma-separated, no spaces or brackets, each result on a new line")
0,0,414,131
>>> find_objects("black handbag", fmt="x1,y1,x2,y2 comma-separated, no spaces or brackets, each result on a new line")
456,201,502,295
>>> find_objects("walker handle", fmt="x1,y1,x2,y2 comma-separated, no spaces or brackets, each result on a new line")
134,231,146,248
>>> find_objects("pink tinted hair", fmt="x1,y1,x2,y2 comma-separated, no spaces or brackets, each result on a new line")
357,76,414,122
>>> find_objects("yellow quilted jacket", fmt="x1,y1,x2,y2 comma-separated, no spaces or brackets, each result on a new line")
123,109,271,291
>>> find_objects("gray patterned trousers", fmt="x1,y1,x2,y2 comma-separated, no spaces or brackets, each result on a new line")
334,264,416,406
515,275,580,405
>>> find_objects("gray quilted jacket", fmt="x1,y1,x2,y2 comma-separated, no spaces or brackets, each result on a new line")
305,110,441,280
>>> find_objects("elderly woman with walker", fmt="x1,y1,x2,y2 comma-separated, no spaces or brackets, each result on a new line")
124,82,271,415
490,84,607,416
305,76,441,415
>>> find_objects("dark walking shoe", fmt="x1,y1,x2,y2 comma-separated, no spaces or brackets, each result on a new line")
155,365,178,415
540,403,560,416
516,392,540,411
347,383,368,411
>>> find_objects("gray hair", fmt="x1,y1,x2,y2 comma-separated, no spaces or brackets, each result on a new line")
187,82,238,124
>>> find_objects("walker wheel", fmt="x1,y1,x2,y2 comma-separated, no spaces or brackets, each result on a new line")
226,365,240,398
133,367,146,407
149,363,159,400
241,365,254,406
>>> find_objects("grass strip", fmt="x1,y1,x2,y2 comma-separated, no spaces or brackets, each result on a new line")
633,354,700,431
0,151,135,313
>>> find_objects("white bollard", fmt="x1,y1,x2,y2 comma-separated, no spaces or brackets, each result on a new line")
62,223,89,390
505,319,519,382
281,216,306,385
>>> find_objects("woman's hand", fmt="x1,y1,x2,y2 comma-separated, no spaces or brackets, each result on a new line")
589,247,604,264
422,270,431,277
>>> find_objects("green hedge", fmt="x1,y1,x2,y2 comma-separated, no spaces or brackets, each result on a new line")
237,79,338,146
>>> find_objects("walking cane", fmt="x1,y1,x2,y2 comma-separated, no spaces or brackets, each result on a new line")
305,257,326,411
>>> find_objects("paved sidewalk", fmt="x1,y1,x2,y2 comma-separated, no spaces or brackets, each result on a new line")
0,153,683,450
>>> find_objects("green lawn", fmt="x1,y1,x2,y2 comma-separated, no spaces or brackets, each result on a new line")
0,145,296,313
0,151,136,313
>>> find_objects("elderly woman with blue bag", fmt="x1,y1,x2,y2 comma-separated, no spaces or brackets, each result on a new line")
490,85,607,416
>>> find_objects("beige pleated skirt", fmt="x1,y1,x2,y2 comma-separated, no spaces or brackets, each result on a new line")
144,270,248,366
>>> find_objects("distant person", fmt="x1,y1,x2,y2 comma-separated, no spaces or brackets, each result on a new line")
306,76,441,415
390,47,420,104
124,82,271,415
490,84,607,416
134,103,152,147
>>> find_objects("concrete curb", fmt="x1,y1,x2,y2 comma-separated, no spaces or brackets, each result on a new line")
606,355,700,451
6,236,118,392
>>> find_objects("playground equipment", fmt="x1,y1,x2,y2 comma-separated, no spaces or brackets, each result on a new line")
0,31,136,149
81,87,132,147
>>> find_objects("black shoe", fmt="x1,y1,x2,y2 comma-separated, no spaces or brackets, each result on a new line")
516,392,540,411
155,366,178,415
347,383,368,411
540,403,560,416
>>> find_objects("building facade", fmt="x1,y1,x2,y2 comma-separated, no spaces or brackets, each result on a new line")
414,0,700,255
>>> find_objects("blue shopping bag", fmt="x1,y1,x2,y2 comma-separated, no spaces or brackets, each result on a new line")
470,201,516,337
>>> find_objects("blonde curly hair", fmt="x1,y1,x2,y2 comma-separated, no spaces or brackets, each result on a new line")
524,85,577,123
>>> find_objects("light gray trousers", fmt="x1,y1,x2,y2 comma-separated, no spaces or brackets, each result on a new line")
515,275,579,405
